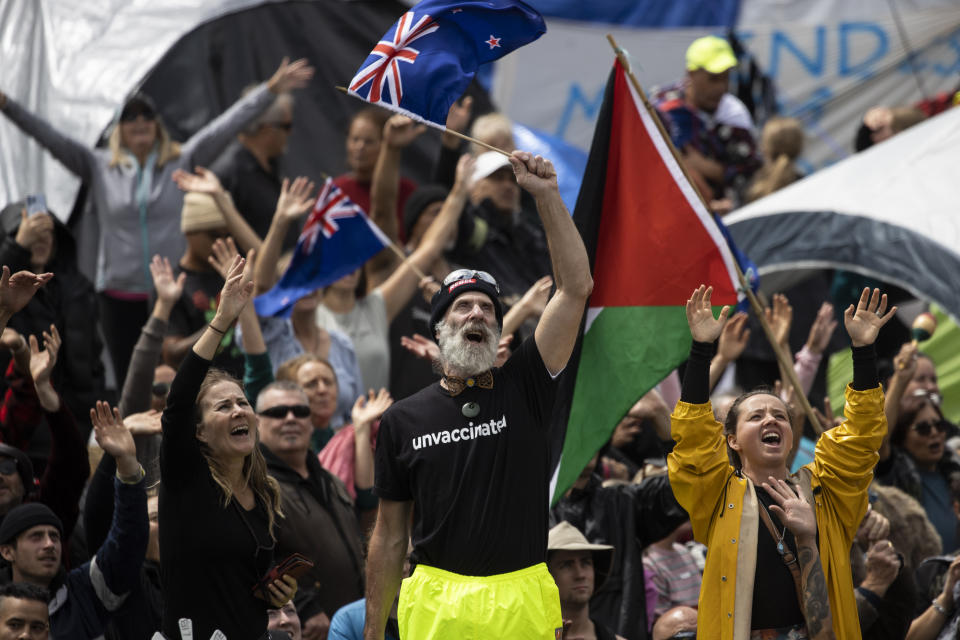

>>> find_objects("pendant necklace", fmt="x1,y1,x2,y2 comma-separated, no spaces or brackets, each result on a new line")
462,402,480,418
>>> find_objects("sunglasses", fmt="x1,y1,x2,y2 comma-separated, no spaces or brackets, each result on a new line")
152,382,170,397
442,269,500,294
0,459,17,475
259,404,311,419
120,108,156,122
911,420,950,436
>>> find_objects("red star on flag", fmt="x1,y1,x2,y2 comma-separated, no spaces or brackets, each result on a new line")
485,35,501,49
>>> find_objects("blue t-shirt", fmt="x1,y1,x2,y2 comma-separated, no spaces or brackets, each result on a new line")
919,469,959,552
328,599,399,640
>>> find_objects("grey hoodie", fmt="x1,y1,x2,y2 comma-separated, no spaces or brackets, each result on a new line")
1,84,275,293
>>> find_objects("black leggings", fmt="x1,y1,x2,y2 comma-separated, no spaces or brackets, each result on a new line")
98,293,149,389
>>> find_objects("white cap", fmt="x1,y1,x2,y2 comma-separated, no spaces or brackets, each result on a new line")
471,151,512,185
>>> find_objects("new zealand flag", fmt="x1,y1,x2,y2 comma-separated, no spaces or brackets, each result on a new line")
254,179,389,318
348,0,546,127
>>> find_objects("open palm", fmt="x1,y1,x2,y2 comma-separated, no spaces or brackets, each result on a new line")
685,285,730,343
844,287,896,347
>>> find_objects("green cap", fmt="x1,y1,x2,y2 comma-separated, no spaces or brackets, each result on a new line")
686,35,737,74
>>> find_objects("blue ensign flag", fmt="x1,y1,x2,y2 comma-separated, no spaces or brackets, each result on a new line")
348,0,546,127
254,180,390,318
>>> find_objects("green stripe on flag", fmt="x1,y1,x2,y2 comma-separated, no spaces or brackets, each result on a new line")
554,305,694,502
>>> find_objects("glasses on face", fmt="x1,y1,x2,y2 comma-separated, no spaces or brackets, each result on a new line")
442,269,500,294
0,458,17,475
259,404,311,419
152,382,170,397
911,420,950,437
120,108,156,122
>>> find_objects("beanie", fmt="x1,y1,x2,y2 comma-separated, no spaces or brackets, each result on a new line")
429,271,503,342
181,192,226,234
0,503,62,545
403,185,449,240
0,444,34,498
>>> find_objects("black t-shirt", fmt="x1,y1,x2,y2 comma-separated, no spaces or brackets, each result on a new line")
751,486,805,629
160,351,275,640
167,265,245,377
375,337,558,576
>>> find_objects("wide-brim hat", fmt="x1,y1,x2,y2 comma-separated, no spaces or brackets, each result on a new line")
548,521,614,588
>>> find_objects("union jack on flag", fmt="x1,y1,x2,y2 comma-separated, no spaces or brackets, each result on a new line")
254,179,389,318
346,0,546,128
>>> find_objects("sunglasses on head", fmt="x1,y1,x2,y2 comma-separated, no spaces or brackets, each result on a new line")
259,404,311,419
0,458,17,475
442,269,500,294
120,107,156,122
911,420,950,436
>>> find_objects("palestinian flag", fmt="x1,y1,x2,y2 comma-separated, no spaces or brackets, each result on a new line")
549,59,740,502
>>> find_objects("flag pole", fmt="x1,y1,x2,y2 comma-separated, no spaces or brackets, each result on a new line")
605,35,823,435
335,87,512,157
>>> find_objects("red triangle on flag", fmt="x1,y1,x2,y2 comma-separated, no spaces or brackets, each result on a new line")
589,60,739,308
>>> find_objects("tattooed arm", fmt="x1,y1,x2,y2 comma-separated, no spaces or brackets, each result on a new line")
763,477,836,640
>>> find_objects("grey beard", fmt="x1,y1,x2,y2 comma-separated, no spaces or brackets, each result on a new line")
436,319,500,377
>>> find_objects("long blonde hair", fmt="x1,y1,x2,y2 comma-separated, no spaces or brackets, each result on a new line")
107,118,181,169
746,117,804,203
194,369,283,539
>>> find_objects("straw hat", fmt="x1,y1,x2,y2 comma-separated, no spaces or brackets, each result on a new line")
548,521,614,587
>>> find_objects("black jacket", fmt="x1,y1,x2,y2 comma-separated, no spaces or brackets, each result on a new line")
551,473,688,640
0,211,104,441
262,445,365,622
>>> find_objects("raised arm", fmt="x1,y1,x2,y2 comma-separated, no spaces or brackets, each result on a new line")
351,389,393,494
509,151,593,375
367,115,426,286
172,167,262,252
376,154,474,322
0,267,52,332
811,288,895,541
0,91,97,180
120,255,185,416
182,58,314,167
501,275,552,339
880,341,917,462
254,177,315,294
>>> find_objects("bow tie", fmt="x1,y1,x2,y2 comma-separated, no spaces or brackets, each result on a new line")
442,370,494,396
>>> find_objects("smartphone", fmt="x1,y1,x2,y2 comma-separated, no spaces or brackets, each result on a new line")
25,193,46,216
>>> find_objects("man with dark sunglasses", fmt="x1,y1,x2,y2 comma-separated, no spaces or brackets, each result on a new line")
256,381,364,640
366,151,593,639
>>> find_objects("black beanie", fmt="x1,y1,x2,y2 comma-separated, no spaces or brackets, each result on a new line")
0,503,62,545
429,272,503,342
403,185,449,240
0,444,34,498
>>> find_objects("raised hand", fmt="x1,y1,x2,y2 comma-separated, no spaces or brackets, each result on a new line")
208,237,240,280
15,209,54,250
418,276,440,304
0,267,52,319
856,508,891,544
844,288,896,347
445,96,473,134
274,177,316,225
451,153,477,195
940,555,960,609
763,476,817,543
150,255,186,305
494,335,513,368
892,340,918,377
383,114,427,149
805,302,837,354
508,151,558,198
123,410,163,436
400,334,439,363
171,166,224,195
213,252,255,327
28,324,60,384
517,275,553,320
91,401,137,458
764,293,793,347
352,389,394,432
812,396,842,432
267,57,315,94
0,328,25,353
685,285,730,343
717,311,750,362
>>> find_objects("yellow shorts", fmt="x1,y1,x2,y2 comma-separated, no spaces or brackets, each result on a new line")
398,562,563,639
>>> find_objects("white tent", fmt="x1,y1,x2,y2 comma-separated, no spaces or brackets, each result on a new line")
725,105,960,320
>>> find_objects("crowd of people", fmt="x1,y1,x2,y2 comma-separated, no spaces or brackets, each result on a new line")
0,27,956,640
